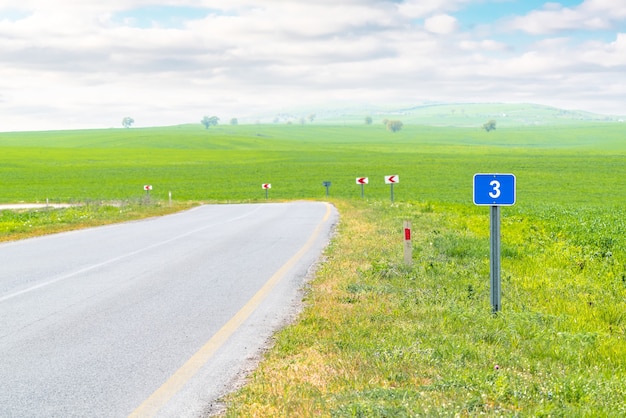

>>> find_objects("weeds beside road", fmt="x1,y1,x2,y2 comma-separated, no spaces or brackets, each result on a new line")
225,199,626,416
0,200,195,242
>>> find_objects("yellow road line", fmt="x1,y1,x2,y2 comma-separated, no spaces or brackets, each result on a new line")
129,203,332,417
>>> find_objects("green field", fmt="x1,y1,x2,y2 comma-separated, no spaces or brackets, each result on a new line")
1,118,626,415
1,121,625,205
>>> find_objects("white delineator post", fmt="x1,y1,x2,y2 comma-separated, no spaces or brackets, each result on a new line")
403,220,412,265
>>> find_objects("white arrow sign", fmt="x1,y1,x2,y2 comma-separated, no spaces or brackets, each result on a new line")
385,175,399,184
143,185,153,191
356,177,369,185
262,183,271,189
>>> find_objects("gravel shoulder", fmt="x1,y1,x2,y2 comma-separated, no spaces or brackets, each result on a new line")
0,204,74,210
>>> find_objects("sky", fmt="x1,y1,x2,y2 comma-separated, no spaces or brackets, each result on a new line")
0,0,625,131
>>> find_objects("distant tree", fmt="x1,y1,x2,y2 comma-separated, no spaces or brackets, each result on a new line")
122,117,134,128
230,118,238,125
386,120,403,133
201,115,220,129
483,119,497,132
308,113,316,123
365,116,373,125
273,117,280,124
299,117,306,125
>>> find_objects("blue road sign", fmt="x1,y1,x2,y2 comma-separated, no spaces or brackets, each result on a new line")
473,173,516,206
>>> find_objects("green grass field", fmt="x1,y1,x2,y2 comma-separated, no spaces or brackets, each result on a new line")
1,118,626,415
1,122,625,205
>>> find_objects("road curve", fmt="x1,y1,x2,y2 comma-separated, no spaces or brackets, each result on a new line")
0,202,337,417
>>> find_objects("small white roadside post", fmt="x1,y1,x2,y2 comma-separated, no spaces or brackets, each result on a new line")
403,220,412,265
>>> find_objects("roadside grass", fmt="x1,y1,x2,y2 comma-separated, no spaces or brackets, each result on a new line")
223,199,626,416
0,199,196,242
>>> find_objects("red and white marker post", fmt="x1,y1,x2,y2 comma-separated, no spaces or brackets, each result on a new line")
143,185,152,198
403,220,412,265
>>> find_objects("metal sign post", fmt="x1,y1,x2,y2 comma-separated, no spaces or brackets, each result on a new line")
490,205,501,312
473,173,516,313
356,177,368,198
262,183,271,199
385,175,399,203
143,185,152,198
323,181,332,197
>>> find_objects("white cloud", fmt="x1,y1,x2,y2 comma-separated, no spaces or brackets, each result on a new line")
581,0,626,18
579,33,626,67
506,0,626,35
424,14,459,35
459,39,509,52
0,1,624,131
397,0,470,19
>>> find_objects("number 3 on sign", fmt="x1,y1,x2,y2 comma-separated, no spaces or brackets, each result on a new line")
489,180,501,199
473,174,516,206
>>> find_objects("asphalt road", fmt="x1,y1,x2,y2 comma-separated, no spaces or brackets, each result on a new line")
0,202,337,417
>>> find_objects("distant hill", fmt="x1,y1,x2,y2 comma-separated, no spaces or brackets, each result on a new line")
256,103,624,127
